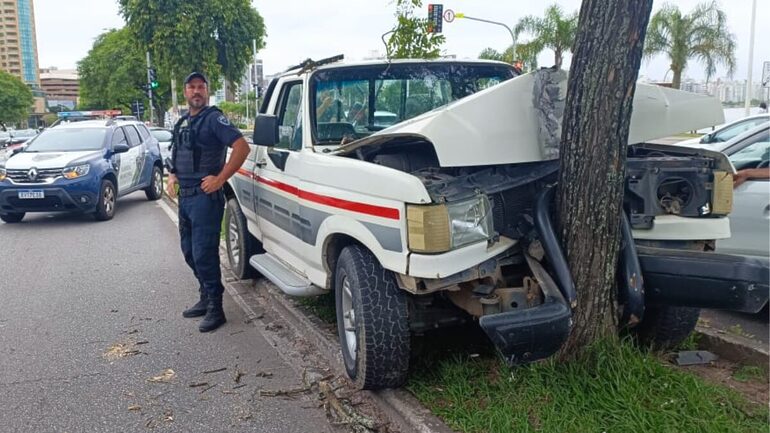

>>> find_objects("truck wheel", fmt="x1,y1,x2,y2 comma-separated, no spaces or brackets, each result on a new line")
633,305,700,350
94,179,116,221
145,166,163,201
0,212,24,223
224,197,261,279
335,245,410,390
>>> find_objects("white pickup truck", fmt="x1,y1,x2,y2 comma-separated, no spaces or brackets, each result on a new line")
223,57,768,390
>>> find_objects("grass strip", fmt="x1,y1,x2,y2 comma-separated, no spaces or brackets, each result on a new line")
407,338,768,433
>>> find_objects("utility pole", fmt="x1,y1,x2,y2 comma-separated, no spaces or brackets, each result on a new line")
146,51,155,125
455,13,516,64
253,39,259,112
744,0,757,116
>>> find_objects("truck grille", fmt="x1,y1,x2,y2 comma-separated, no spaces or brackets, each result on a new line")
6,168,62,183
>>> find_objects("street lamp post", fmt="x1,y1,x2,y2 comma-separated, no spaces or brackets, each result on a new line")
744,0,757,116
455,13,516,63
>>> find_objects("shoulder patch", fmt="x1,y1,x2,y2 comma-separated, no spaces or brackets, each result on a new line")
217,115,231,126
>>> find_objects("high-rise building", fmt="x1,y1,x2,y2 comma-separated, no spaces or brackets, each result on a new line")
40,67,79,110
0,0,41,87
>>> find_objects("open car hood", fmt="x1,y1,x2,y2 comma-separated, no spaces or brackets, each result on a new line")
335,70,725,167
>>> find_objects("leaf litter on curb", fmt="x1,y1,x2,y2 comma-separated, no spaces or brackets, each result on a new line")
103,340,142,361
147,369,176,383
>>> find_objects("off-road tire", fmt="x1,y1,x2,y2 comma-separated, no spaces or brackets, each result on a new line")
335,245,410,390
94,179,116,221
224,197,261,279
0,212,24,223
633,305,700,350
145,166,163,201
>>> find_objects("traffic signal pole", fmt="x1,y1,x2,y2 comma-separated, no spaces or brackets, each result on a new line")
146,51,155,125
455,13,516,64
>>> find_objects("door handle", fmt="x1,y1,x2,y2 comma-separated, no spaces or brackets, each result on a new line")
763,204,770,218
256,160,267,168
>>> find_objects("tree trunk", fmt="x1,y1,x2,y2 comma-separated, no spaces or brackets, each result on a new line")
672,68,682,90
555,0,654,359
554,49,563,69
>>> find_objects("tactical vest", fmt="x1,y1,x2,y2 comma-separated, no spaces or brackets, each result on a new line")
171,106,227,188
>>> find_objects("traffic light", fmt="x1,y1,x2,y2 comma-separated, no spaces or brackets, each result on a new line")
428,4,443,33
149,68,159,90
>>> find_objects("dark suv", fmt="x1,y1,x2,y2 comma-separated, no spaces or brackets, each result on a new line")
0,119,163,222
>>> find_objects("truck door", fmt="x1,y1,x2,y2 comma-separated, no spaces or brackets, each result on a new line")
253,80,308,273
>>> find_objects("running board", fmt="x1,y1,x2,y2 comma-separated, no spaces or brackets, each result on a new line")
249,254,326,297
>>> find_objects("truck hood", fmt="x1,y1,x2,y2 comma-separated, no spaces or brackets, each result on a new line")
4,150,102,170
336,70,725,167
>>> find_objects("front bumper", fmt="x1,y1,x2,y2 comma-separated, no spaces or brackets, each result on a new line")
637,246,769,313
0,178,99,213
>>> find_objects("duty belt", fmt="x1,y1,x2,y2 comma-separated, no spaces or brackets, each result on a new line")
178,186,204,197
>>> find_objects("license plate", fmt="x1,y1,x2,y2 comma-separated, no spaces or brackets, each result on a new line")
18,190,44,199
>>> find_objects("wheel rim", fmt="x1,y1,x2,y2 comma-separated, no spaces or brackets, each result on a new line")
153,170,162,196
103,185,115,214
341,275,357,360
228,213,240,266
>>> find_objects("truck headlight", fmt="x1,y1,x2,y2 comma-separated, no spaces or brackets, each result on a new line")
62,164,90,179
711,170,733,216
407,196,494,253
0,168,6,182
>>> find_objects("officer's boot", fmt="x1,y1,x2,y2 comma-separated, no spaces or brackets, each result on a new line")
199,296,226,332
182,288,208,318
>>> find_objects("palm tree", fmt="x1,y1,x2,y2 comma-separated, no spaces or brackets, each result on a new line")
514,4,578,69
644,1,736,89
478,42,539,72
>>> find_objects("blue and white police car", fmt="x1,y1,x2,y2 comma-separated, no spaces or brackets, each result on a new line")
0,118,164,223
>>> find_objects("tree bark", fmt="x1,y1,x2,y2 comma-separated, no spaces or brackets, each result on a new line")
672,68,682,90
556,0,654,359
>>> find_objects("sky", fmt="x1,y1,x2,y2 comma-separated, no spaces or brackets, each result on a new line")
34,0,770,83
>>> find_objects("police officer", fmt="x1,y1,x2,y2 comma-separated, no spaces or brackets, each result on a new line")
166,72,250,332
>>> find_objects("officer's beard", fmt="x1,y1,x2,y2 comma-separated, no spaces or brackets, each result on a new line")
188,94,206,110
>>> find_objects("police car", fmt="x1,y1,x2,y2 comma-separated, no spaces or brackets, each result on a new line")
0,118,163,222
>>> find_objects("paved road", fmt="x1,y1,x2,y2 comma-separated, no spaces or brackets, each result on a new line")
701,308,769,349
0,192,338,433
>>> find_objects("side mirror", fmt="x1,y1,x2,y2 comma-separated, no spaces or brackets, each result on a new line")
700,133,713,144
253,114,278,147
113,142,130,154
11,145,24,155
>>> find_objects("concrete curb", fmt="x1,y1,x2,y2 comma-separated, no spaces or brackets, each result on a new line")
257,282,457,433
695,326,769,372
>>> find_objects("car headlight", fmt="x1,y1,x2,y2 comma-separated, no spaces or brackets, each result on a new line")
0,167,6,182
407,196,494,253
62,164,90,179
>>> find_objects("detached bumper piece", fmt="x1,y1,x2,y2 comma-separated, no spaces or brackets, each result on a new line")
480,254,572,365
637,246,769,313
479,300,571,365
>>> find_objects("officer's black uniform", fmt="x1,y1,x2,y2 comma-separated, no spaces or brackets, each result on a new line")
171,75,243,332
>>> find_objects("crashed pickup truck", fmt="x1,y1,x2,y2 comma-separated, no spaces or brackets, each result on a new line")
223,57,769,390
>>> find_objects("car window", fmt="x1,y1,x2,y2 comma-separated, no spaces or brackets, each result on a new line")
311,62,516,144
124,125,141,147
111,128,127,146
25,128,107,152
137,124,151,140
276,81,303,151
714,118,767,142
728,129,770,171
151,129,173,142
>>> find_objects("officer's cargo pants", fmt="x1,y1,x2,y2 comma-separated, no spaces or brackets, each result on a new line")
178,188,226,298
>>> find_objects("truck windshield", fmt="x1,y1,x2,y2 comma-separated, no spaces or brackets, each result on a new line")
311,62,516,144
25,128,106,152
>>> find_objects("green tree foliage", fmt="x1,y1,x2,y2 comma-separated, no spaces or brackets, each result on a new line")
478,41,540,72
643,1,736,89
386,0,445,59
0,70,34,128
78,28,170,123
514,4,578,69
118,0,265,87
